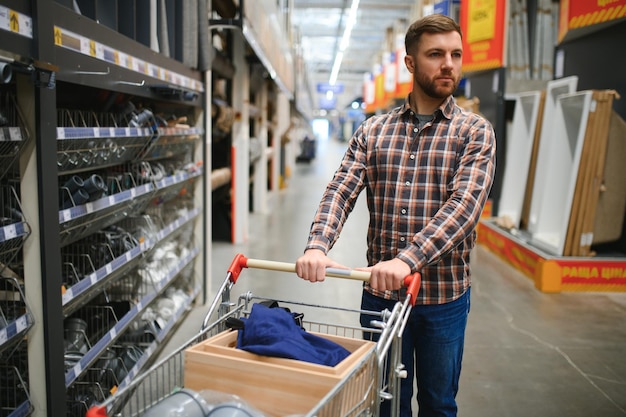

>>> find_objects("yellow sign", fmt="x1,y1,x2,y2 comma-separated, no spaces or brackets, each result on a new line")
9,10,18,33
467,0,496,43
54,27,62,46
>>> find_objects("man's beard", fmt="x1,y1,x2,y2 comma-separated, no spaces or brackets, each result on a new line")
416,72,459,99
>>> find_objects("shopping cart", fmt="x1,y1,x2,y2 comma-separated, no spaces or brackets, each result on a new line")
87,253,420,417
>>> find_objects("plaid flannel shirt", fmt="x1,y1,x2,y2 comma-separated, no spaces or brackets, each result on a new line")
305,95,496,304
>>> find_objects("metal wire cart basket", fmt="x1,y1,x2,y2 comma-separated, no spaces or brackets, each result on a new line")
87,254,420,417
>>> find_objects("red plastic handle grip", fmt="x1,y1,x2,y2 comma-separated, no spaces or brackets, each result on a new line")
227,253,249,283
403,272,421,306
86,406,107,417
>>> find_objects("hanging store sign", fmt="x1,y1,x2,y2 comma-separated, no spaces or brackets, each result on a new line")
383,52,397,96
558,0,626,43
460,0,508,73
363,72,376,113
434,0,461,21
317,83,344,94
395,33,412,100
373,63,385,110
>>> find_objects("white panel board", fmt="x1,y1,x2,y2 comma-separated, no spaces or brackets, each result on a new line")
529,91,593,255
527,76,578,235
497,91,542,227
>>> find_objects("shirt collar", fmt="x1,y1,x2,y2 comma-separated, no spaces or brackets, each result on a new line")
400,94,456,120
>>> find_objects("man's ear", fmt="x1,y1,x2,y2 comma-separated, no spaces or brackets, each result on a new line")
404,54,415,74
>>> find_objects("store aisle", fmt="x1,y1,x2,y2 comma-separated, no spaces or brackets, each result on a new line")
188,136,626,417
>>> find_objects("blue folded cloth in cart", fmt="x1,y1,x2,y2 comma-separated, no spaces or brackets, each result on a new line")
236,303,351,367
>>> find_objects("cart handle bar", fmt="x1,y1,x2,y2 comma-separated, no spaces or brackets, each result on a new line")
228,253,421,307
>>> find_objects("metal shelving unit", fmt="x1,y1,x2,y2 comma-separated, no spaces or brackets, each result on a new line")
1,0,293,414
0,13,35,412
0,1,208,416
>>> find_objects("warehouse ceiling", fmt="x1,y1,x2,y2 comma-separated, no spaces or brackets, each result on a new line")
290,0,417,114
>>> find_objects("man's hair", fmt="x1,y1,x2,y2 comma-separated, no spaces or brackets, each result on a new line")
405,14,462,54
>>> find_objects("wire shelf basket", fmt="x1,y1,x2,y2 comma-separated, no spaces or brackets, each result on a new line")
0,363,32,417
0,91,30,183
0,277,34,357
0,183,30,278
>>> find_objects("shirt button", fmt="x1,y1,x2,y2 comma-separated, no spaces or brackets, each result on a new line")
405,181,410,186
401,208,407,214
410,154,415,160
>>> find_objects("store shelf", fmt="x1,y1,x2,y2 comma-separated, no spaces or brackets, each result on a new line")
61,244,144,318
0,3,33,59
0,314,31,352
478,218,626,292
0,277,33,355
117,283,201,390
0,92,31,182
52,15,203,93
56,124,202,175
0,1,210,415
64,246,200,388
149,208,201,245
1,364,33,417
62,206,201,315
58,182,154,247
0,221,29,249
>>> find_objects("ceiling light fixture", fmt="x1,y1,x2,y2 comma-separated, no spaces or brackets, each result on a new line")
329,0,360,86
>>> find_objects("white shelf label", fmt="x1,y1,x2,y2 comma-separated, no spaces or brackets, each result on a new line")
0,7,8,31
0,7,33,38
9,127,21,141
17,315,28,331
73,363,82,376
61,210,71,223
3,224,17,240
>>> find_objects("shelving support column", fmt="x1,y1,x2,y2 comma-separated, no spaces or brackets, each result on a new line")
17,75,48,417
252,81,269,214
31,1,66,415
274,91,289,190
231,31,250,243
201,70,212,303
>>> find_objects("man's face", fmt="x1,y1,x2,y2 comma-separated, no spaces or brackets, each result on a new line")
405,31,463,99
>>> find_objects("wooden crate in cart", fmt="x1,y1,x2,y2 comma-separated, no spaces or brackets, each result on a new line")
184,329,377,417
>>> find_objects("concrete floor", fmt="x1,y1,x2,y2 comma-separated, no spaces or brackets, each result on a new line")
175,136,626,417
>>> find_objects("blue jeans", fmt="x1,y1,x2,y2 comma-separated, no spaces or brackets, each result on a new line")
360,288,470,417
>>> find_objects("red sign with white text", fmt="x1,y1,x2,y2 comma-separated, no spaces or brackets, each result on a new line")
460,0,508,72
559,0,626,42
